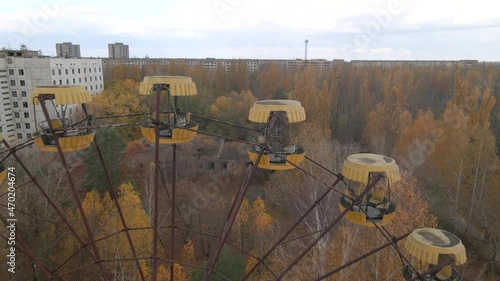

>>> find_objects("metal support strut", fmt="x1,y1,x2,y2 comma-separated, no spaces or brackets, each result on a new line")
201,113,280,281
276,175,382,280
170,143,177,281
152,85,162,281
38,95,111,280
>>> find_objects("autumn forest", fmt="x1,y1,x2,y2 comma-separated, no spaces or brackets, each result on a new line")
1,60,499,280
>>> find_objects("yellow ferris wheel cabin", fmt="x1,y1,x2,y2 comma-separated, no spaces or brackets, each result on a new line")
403,228,466,280
247,100,306,170
339,153,400,227
139,76,199,145
29,86,95,152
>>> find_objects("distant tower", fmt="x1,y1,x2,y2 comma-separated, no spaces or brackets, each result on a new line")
304,39,309,61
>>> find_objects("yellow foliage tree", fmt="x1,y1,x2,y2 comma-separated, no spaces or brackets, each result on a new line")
252,197,273,233
91,79,147,140
363,86,412,155
180,239,196,265
53,183,152,280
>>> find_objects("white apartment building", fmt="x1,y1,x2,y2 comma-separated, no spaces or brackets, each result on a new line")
102,58,336,73
0,51,103,144
0,59,15,143
108,43,129,59
56,42,81,58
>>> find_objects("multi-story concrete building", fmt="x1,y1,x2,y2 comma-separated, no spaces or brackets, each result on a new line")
103,57,483,74
108,43,129,59
56,42,81,58
0,50,103,144
0,59,15,143
102,57,339,73
350,60,478,68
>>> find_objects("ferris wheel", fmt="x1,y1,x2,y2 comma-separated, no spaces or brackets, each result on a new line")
0,76,467,281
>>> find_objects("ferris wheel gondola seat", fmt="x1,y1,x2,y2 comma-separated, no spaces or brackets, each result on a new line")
140,122,199,145
247,144,305,170
338,190,396,227
33,131,96,152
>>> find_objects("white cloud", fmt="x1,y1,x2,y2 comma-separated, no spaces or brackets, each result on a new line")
1,0,499,60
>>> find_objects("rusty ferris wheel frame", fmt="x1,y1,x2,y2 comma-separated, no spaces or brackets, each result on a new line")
0,100,442,281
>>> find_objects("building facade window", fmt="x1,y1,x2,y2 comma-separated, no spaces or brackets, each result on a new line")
65,69,68,75
58,69,61,75
11,91,17,97
25,123,30,129
17,133,22,139
21,91,26,97
10,80,15,86
18,69,24,75
15,123,21,129
22,102,28,108
24,112,29,118
14,112,20,118
26,133,32,139
8,69,14,75
20,80,25,86
13,102,18,108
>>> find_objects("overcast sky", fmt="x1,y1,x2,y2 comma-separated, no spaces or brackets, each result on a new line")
1,0,499,61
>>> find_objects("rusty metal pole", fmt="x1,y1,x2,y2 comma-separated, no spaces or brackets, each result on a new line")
1,139,100,269
170,96,179,281
170,143,177,281
152,86,162,281
93,140,146,281
275,176,382,280
243,176,344,280
37,95,110,280
201,149,265,281
314,231,412,280
201,114,280,281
